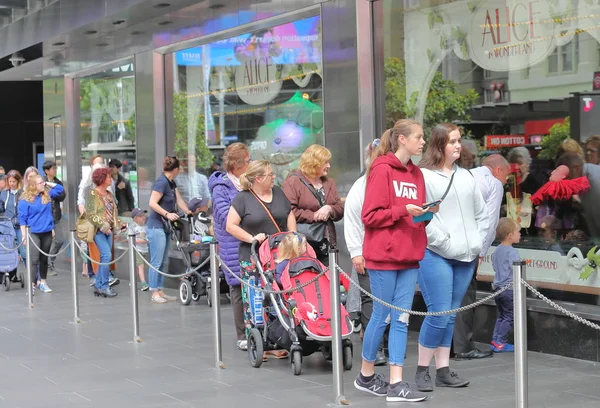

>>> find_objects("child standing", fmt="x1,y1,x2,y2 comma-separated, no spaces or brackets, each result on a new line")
491,217,521,352
129,208,149,291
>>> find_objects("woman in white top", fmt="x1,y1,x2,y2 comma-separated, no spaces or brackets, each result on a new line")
414,123,489,393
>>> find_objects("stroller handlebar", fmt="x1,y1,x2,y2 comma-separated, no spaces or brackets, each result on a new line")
250,239,260,256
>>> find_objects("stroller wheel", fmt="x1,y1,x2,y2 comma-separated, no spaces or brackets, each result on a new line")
343,343,353,371
179,280,193,306
291,350,302,376
321,343,332,361
247,328,263,368
3,274,9,292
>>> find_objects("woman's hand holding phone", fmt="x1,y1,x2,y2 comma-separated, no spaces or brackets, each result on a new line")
406,204,427,217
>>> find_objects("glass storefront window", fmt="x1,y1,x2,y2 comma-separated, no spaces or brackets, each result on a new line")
381,0,600,303
79,64,138,212
173,15,323,193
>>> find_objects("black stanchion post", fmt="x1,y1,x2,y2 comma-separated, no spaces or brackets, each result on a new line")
128,232,141,342
70,230,81,323
210,241,224,368
329,248,348,406
25,226,33,308
513,260,528,408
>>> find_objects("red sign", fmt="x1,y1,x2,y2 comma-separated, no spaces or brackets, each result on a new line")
485,135,529,149
594,72,600,91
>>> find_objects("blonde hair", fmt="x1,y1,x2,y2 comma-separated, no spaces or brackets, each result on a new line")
558,138,584,160
276,233,307,263
240,160,271,190
368,119,421,174
496,217,520,241
299,145,332,178
20,175,50,204
23,166,40,190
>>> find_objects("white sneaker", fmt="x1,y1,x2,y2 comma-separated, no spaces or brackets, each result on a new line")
39,283,52,293
237,340,248,351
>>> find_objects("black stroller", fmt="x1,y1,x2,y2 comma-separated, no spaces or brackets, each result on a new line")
0,217,23,291
166,213,228,306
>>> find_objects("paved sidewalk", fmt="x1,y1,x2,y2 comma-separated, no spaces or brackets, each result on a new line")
0,264,599,408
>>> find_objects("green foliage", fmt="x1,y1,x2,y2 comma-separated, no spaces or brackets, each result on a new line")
384,57,479,135
539,117,570,159
173,92,214,169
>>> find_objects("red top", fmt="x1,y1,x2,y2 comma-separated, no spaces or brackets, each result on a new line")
361,152,427,270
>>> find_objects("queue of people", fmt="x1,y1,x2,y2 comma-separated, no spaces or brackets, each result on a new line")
3,122,599,405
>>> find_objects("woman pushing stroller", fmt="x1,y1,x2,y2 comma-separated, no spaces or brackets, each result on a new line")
226,160,296,359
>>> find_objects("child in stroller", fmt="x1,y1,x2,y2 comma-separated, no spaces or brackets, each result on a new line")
246,232,354,375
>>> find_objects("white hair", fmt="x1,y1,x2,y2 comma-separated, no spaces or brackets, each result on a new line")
507,146,532,166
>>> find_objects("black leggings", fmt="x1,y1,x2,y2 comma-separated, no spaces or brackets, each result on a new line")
29,232,53,283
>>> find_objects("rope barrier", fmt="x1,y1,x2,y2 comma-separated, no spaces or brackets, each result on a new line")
133,246,210,278
337,266,513,316
218,255,329,295
27,235,71,258
520,278,600,331
0,240,24,252
72,240,130,266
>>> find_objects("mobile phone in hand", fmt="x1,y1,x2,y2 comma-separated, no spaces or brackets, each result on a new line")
421,200,442,210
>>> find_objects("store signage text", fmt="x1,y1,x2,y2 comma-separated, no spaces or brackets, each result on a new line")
468,0,555,71
235,56,282,105
485,134,529,149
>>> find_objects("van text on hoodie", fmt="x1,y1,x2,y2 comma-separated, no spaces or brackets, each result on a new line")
361,152,428,271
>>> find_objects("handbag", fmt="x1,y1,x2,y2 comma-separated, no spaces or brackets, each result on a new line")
294,175,327,243
76,214,96,243
76,191,99,242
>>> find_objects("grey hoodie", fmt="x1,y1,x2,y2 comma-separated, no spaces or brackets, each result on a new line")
421,166,489,262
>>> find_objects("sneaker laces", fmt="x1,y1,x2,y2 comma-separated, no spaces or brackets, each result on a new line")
372,373,388,387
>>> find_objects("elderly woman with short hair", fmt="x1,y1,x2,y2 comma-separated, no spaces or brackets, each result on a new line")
282,145,344,265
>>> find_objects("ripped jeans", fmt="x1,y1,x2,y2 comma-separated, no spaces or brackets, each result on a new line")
361,268,419,366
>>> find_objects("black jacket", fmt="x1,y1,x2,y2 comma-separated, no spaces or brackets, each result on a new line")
115,173,135,215
43,176,66,222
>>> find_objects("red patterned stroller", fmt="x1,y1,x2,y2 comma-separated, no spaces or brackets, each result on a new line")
247,232,353,375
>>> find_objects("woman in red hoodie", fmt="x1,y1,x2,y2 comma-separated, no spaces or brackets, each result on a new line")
354,119,434,403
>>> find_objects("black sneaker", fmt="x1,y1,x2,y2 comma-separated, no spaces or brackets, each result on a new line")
354,373,388,397
436,368,470,388
415,367,434,392
387,382,427,403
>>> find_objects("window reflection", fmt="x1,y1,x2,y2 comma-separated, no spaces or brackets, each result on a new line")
79,66,137,212
381,0,600,301
173,15,323,185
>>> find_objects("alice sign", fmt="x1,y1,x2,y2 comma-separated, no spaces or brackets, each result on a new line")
468,0,556,71
235,56,282,105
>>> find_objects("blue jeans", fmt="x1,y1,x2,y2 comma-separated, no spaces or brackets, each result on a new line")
418,249,477,349
361,268,419,366
147,228,169,291
15,228,26,261
94,232,113,290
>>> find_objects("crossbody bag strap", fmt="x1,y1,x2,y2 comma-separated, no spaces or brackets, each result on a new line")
249,189,281,233
295,174,325,207
440,171,456,201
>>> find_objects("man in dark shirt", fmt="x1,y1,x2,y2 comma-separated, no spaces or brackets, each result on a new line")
109,159,135,216
43,161,66,274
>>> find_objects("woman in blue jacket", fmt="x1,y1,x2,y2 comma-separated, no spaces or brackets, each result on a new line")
208,142,250,351
18,174,64,294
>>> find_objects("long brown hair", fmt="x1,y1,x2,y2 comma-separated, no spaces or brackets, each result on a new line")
367,119,421,174
419,123,460,170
